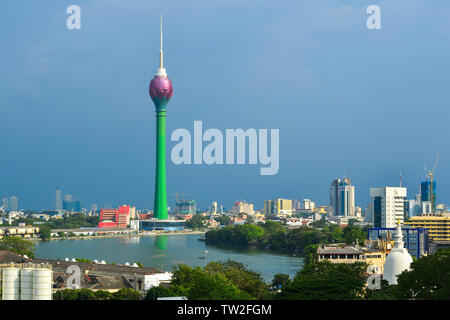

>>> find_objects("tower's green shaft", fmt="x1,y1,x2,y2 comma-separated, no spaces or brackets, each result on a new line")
154,110,168,220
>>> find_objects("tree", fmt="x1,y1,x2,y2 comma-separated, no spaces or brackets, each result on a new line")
205,260,270,299
185,214,207,230
277,261,367,300
244,215,255,225
0,236,35,258
111,288,141,300
94,290,113,300
169,264,252,300
343,226,366,245
310,218,329,228
271,273,292,291
394,248,450,300
144,286,176,300
39,225,51,240
215,215,231,226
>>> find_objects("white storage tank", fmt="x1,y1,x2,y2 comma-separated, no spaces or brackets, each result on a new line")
32,268,52,300
2,267,20,300
20,267,34,300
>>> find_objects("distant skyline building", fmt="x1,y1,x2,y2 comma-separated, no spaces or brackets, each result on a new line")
301,199,315,211
9,196,18,212
292,200,301,210
404,199,421,218
231,201,254,215
62,194,82,212
173,199,196,215
210,201,218,214
264,200,273,215
420,180,437,212
370,187,407,228
149,17,173,220
55,188,62,211
2,197,9,212
330,177,355,217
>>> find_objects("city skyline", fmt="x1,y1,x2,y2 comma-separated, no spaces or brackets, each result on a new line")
1,1,449,210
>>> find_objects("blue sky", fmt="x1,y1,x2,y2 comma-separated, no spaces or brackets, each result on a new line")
0,0,449,211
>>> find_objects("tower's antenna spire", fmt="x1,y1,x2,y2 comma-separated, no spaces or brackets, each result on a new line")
160,15,164,69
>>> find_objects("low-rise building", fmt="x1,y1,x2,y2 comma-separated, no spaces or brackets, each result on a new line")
0,226,40,239
50,227,136,237
317,244,387,274
0,250,171,295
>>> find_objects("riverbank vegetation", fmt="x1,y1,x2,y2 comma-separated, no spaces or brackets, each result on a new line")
145,260,271,300
146,249,450,300
0,236,35,258
53,288,141,300
205,220,368,254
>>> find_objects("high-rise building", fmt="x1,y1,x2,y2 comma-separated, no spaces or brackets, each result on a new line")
149,17,173,220
9,196,18,212
264,200,273,215
421,201,432,214
1,198,9,212
369,187,407,228
364,202,374,224
420,180,436,212
55,188,62,211
62,194,82,212
292,200,301,210
273,198,293,216
302,199,315,211
330,177,355,216
210,201,218,214
404,199,421,218
231,201,254,215
173,199,196,215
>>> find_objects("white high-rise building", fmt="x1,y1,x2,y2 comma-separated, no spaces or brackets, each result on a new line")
1,198,9,212
231,201,254,215
421,201,432,214
210,201,218,214
405,199,421,218
330,177,355,217
55,189,62,211
369,187,407,228
9,196,18,212
302,199,315,211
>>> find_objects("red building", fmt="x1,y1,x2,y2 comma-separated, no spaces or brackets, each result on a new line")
98,205,130,228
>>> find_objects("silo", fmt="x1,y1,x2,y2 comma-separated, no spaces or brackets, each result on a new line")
20,267,34,300
32,268,52,300
2,267,20,300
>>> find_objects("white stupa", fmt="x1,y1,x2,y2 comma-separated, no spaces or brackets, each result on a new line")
383,221,413,285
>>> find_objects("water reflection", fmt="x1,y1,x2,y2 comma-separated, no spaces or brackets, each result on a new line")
34,234,303,282
155,235,168,250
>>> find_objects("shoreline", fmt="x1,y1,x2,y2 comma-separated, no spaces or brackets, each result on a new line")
30,230,206,241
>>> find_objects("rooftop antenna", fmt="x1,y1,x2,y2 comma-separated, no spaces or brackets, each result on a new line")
399,171,402,187
159,15,164,69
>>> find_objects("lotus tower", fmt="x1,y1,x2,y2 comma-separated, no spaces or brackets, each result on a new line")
149,16,173,220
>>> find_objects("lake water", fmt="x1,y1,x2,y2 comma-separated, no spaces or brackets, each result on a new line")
34,234,304,282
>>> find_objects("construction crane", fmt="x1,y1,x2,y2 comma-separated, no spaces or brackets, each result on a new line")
425,155,439,213
170,192,194,202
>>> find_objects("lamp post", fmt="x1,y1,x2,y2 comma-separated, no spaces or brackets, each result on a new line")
204,250,208,268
